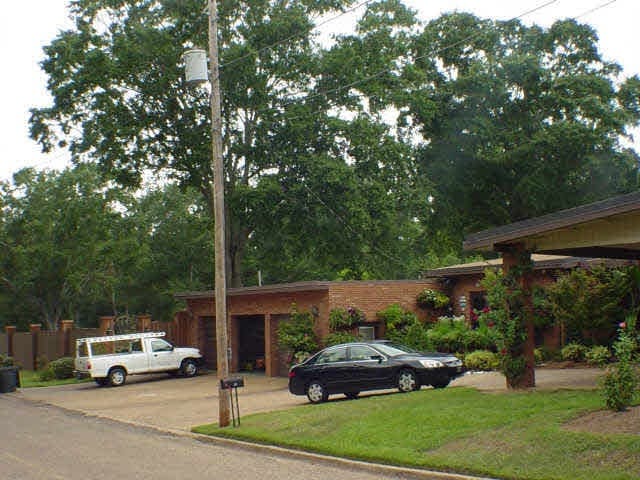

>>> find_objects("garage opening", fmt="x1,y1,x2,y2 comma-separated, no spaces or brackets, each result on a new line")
236,315,265,372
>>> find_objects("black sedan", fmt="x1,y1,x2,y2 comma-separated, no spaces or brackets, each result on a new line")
288,341,464,403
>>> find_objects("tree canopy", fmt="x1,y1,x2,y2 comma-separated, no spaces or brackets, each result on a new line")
16,0,640,330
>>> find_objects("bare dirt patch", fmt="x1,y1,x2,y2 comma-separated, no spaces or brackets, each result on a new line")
564,405,640,435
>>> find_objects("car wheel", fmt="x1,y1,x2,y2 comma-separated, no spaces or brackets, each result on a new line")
397,369,417,393
181,359,198,378
306,381,328,404
431,378,450,389
94,378,108,387
108,367,126,387
344,391,360,400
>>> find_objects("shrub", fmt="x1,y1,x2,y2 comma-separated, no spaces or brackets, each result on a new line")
377,304,417,332
277,304,319,362
601,319,639,411
37,367,56,382
464,350,500,371
328,307,365,331
325,331,360,347
534,348,544,365
48,357,75,379
585,345,610,367
417,289,450,309
561,343,586,362
0,355,15,367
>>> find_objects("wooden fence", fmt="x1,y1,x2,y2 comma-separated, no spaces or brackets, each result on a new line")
2,315,177,370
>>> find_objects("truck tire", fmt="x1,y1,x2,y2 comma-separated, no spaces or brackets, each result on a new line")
108,367,127,387
181,359,198,378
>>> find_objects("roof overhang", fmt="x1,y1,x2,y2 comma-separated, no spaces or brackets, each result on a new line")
463,191,640,259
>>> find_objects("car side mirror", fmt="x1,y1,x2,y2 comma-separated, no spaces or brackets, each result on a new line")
371,355,383,363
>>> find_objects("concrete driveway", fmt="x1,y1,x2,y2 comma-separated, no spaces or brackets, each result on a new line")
18,372,307,431
17,368,604,432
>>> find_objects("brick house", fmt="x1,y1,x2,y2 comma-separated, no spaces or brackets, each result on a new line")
174,280,438,377
424,254,632,349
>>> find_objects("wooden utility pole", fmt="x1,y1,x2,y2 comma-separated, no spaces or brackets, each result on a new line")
208,0,231,427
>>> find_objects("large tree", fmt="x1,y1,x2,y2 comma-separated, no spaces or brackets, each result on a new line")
326,11,640,247
0,166,131,330
30,0,424,286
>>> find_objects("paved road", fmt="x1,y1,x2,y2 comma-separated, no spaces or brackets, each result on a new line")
1,394,414,480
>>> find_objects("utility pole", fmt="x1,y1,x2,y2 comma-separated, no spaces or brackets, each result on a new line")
208,0,231,427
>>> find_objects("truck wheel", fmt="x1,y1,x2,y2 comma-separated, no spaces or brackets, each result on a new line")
181,359,198,378
108,367,127,387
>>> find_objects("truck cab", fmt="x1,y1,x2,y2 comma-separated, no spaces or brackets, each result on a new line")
74,332,203,387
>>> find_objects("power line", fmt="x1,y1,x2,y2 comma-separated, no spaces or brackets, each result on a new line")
219,0,376,69
575,0,617,20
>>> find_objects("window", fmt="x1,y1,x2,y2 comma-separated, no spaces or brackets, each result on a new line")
349,345,378,361
151,339,173,352
358,326,375,341
315,346,348,364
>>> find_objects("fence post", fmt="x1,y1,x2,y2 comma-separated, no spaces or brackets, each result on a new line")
30,324,41,370
137,314,152,332
5,325,16,358
99,316,114,335
60,320,74,357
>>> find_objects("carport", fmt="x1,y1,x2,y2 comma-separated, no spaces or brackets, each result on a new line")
463,191,640,388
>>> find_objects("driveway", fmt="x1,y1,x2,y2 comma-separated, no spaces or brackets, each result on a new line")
17,368,604,432
18,372,306,432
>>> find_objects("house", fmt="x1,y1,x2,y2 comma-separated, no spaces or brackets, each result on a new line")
174,280,439,377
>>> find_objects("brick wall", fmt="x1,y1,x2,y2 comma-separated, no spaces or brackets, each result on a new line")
326,281,439,338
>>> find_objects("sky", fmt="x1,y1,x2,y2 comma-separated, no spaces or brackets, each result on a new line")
1,0,639,182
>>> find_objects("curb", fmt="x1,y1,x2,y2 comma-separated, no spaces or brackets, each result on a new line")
13,391,497,480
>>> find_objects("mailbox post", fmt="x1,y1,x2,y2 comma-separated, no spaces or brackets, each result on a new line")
220,377,244,427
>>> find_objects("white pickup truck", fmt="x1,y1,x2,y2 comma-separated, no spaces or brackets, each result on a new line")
74,331,203,387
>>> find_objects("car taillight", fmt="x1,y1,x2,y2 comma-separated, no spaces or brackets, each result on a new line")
87,361,91,370
288,370,296,378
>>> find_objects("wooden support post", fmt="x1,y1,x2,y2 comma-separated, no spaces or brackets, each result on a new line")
5,325,16,358
30,324,41,371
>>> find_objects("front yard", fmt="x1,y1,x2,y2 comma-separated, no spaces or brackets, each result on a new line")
193,387,640,480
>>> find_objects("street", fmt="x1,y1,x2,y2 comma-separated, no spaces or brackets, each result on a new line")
1,394,411,480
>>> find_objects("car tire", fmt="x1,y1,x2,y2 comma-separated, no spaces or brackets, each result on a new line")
180,359,198,378
431,378,450,389
94,378,108,387
397,369,417,393
108,367,127,387
306,381,328,404
344,391,360,400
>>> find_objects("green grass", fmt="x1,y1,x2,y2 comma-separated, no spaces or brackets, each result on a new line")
18,370,88,388
193,388,640,480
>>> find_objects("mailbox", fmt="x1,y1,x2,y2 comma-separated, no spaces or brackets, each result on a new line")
220,377,244,390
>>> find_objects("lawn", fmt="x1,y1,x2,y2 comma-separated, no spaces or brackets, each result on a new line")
18,370,88,388
193,388,640,480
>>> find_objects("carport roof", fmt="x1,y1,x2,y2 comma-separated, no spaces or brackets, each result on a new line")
424,254,630,278
463,191,640,259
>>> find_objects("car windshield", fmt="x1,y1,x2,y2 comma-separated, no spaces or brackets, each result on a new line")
373,342,420,356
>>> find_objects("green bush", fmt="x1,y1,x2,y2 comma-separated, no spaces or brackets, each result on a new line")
585,345,610,367
277,304,319,362
464,350,500,371
37,367,56,382
48,357,75,379
377,304,417,332
0,354,15,367
328,307,365,331
534,348,544,365
601,319,639,411
561,343,586,362
416,289,450,309
325,331,360,346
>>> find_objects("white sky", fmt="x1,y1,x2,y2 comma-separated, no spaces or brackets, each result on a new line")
1,0,638,182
